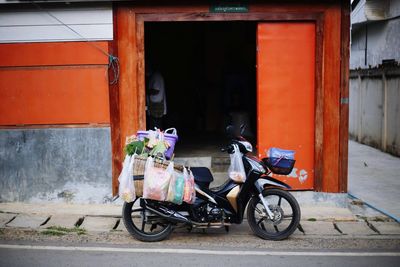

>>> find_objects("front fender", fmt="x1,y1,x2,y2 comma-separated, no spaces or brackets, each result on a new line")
256,176,291,191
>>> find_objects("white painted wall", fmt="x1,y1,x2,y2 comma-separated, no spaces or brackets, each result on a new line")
0,3,113,43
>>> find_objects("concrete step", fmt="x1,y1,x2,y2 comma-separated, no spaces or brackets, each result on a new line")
335,221,379,236
174,156,230,173
6,214,49,229
211,156,230,172
0,213,17,228
39,214,82,229
79,216,119,232
174,157,212,169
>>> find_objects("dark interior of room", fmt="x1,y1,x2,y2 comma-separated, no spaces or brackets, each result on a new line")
144,21,257,155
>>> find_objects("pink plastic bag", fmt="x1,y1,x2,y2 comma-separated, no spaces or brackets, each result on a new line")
183,167,196,204
143,157,172,201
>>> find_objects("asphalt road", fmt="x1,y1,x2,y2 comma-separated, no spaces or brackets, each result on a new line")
0,244,399,267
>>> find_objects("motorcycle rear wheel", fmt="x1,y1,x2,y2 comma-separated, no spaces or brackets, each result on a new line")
123,198,173,242
247,188,301,241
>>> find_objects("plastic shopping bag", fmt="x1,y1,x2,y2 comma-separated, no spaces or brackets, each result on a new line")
228,144,246,183
118,155,136,203
268,147,295,160
143,157,171,201
183,167,196,204
166,168,185,205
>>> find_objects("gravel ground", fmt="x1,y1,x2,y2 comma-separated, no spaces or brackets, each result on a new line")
1,228,399,251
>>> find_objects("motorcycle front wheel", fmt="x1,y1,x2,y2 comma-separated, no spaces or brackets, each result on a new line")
123,198,173,242
247,188,301,241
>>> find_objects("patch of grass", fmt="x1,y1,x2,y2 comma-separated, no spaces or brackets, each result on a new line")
41,226,86,236
41,229,67,236
307,218,317,222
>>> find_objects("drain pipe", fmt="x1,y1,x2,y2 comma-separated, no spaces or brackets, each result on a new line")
348,192,400,223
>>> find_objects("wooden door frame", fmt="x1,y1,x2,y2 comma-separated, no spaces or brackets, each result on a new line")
113,2,350,194
134,12,324,190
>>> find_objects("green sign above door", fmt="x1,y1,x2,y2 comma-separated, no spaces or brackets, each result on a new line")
210,1,249,13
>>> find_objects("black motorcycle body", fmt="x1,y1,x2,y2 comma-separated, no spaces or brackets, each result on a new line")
123,127,301,242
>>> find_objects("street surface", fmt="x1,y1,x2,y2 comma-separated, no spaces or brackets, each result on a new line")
0,242,399,267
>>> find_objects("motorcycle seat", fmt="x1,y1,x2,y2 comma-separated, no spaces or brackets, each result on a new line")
191,167,214,189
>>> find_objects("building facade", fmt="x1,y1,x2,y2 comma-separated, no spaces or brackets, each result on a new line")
0,0,350,202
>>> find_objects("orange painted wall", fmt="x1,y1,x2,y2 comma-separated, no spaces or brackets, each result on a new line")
0,42,109,67
0,42,110,125
257,23,316,190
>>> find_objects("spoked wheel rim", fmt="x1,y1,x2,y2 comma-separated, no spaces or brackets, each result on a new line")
123,198,172,239
248,189,300,240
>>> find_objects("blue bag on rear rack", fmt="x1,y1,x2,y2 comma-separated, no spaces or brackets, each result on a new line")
263,147,296,175
268,147,295,167
268,147,295,160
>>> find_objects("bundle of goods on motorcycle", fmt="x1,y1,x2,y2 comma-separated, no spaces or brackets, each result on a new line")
118,127,195,204
262,147,296,175
125,128,178,159
130,128,178,160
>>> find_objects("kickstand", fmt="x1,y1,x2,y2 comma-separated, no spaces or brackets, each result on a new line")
225,226,229,233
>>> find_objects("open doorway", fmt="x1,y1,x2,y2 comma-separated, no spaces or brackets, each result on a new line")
145,21,257,156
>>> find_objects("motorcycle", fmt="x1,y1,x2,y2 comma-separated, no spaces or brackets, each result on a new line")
122,125,301,242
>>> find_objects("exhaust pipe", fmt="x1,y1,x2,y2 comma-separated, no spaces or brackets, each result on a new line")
141,199,192,225
140,200,230,228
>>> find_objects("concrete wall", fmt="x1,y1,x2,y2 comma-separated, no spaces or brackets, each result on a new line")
349,68,400,156
0,127,112,203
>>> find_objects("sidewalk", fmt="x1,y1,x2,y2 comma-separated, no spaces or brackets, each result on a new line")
1,202,399,239
348,140,400,222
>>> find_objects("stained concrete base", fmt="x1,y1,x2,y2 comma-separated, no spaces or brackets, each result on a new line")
0,213,17,228
6,214,49,229
335,221,378,236
79,216,119,232
39,215,82,229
